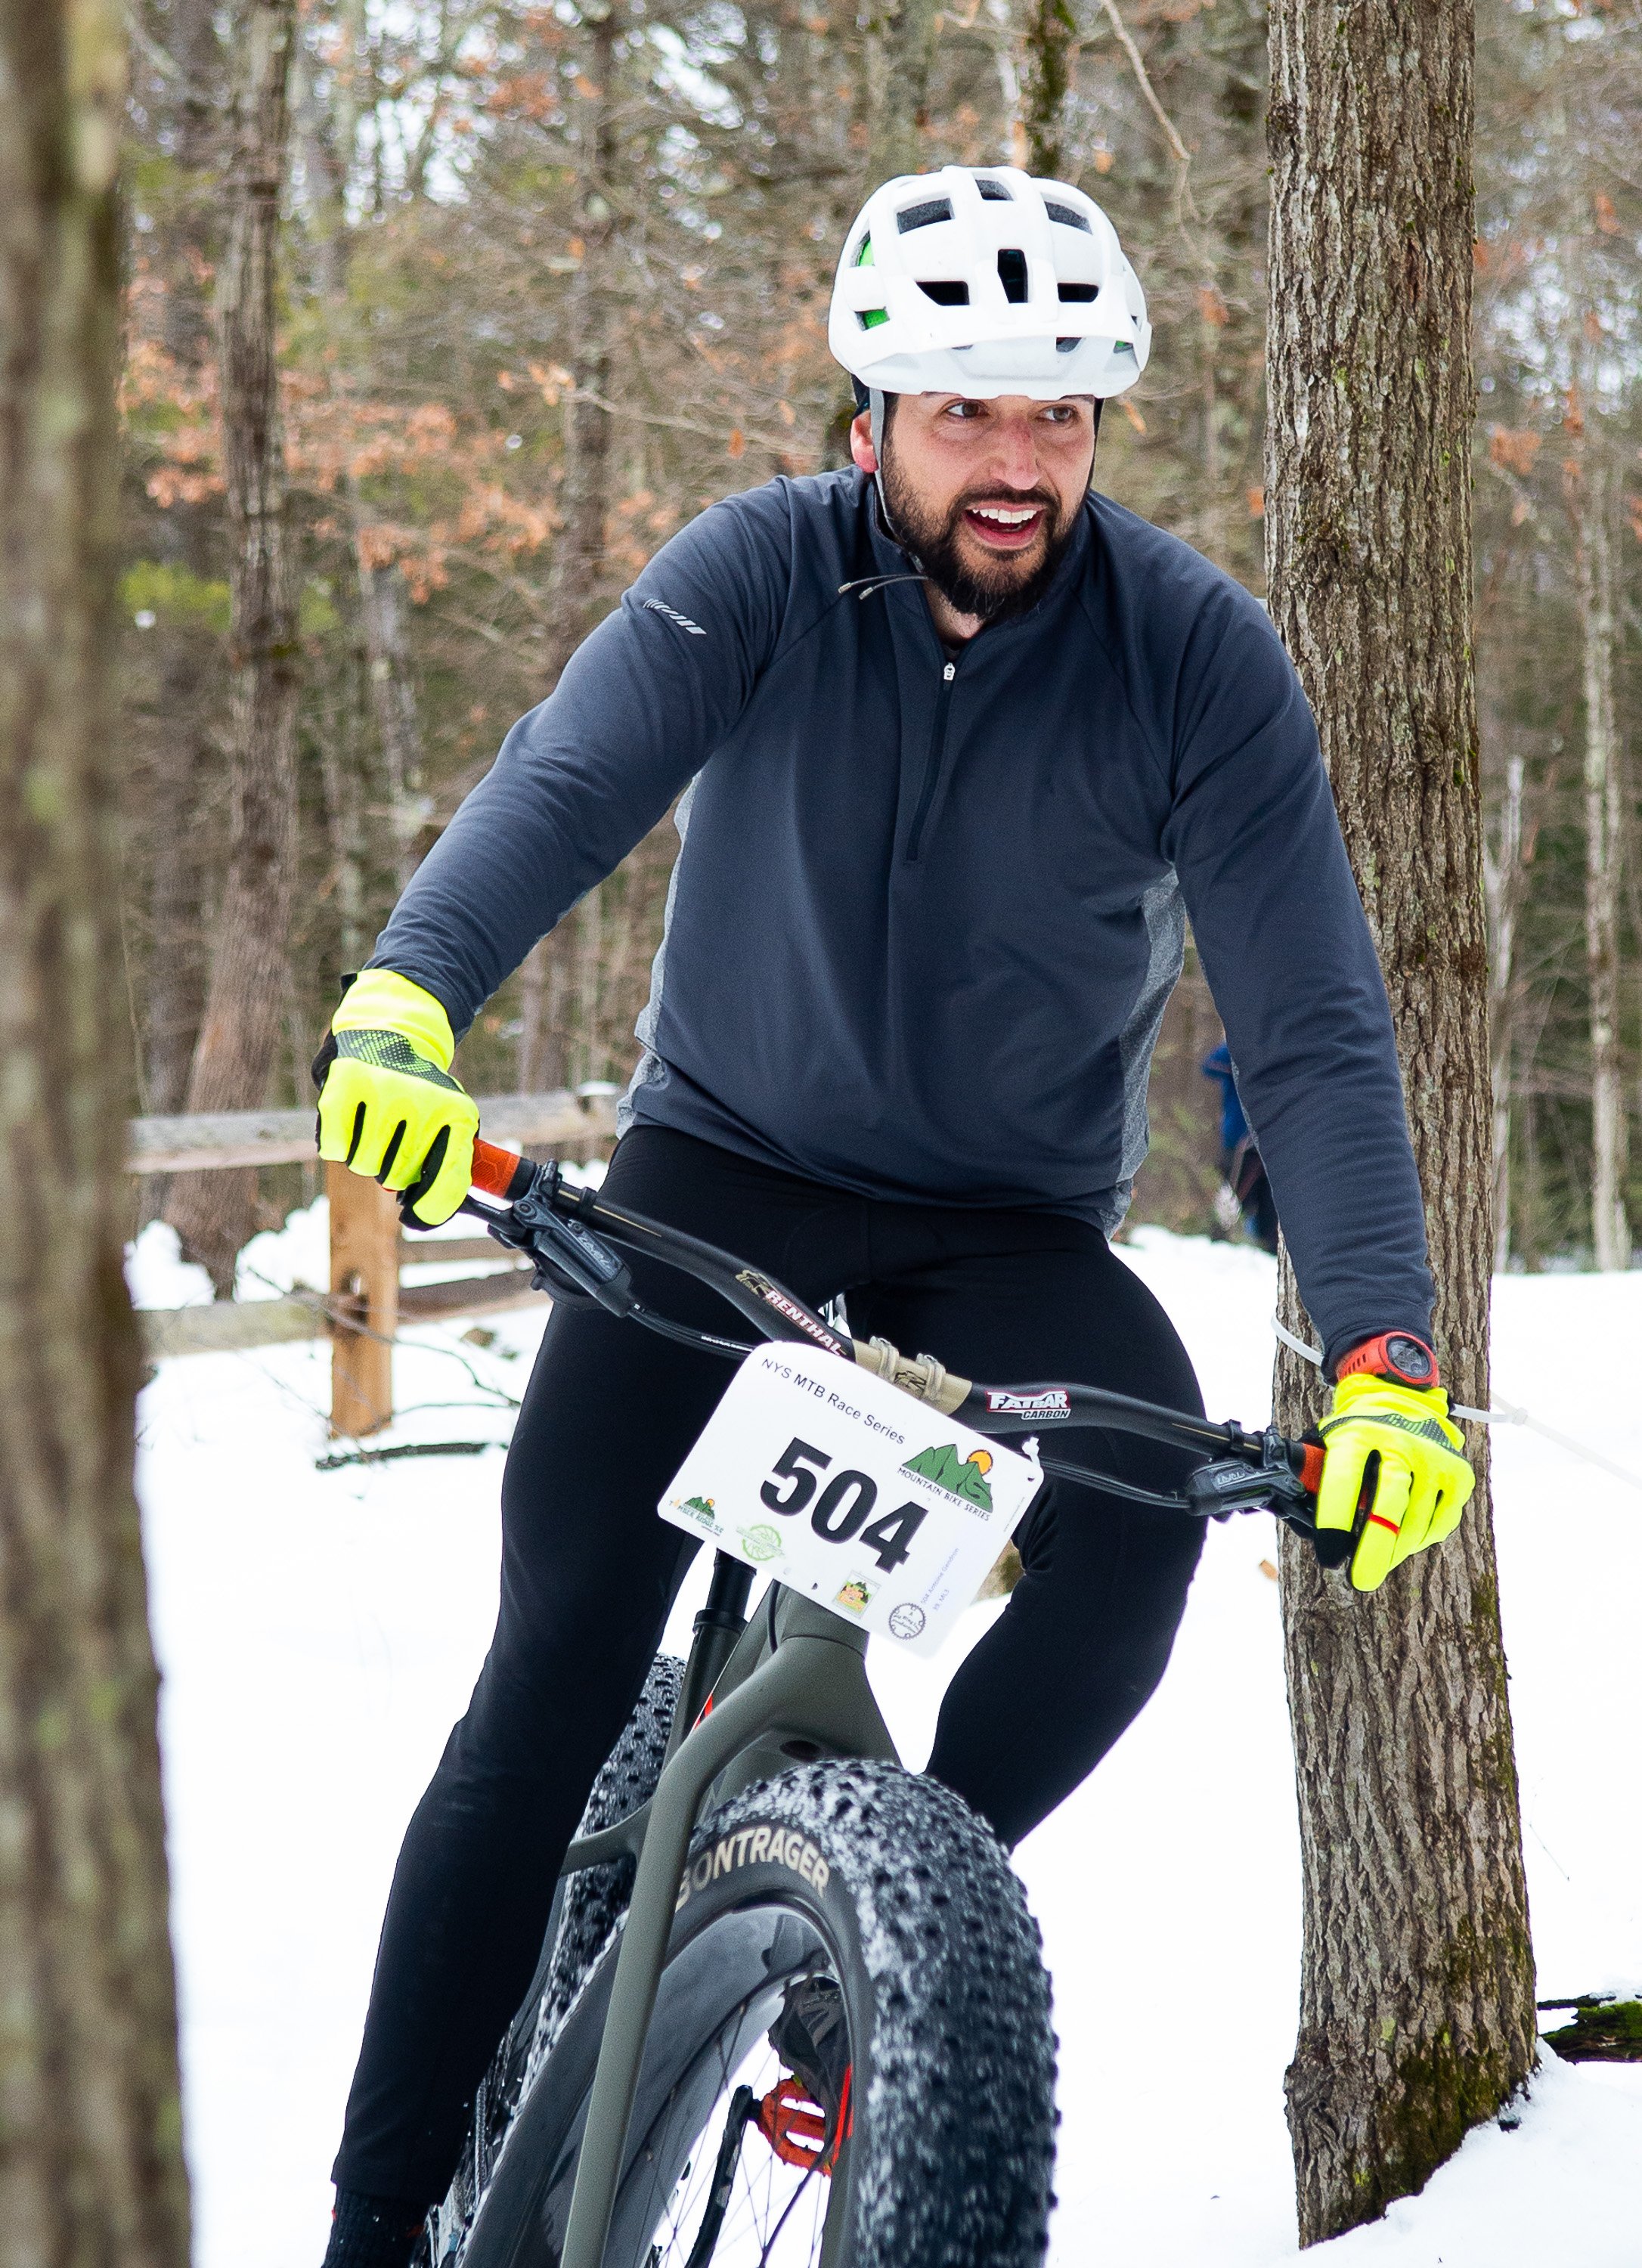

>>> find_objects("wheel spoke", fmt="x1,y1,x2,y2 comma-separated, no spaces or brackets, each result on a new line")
644,1999,842,2266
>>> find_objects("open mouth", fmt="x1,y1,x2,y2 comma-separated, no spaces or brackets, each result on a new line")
960,500,1048,551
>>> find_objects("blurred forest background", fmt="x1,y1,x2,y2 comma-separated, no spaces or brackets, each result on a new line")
120,0,1640,1284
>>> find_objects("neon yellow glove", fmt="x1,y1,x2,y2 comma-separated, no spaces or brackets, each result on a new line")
1315,1372,1475,1591
314,970,478,1227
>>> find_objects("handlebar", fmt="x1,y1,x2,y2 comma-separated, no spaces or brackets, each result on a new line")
458,1142,1324,1538
472,1136,537,1204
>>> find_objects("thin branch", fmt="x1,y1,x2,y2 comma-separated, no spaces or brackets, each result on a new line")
1097,0,1196,209
568,384,795,455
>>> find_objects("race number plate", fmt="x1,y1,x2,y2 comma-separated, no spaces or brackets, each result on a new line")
659,1343,1042,1659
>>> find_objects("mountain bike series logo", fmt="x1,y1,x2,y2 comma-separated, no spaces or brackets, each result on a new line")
900,1442,994,1511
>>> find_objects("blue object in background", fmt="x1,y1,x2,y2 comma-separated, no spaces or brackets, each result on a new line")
1201,1042,1250,1152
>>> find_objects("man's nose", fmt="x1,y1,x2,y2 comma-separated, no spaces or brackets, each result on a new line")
984,417,1046,491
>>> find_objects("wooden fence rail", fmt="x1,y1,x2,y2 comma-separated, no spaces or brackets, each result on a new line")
126,1087,618,1175
132,1086,620,1435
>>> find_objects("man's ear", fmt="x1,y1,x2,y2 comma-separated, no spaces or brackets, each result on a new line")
849,409,878,475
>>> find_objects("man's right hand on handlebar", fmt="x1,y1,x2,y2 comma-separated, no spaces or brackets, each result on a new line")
1314,1335,1475,1591
312,969,478,1227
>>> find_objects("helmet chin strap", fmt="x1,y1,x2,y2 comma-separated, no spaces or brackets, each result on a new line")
868,387,923,564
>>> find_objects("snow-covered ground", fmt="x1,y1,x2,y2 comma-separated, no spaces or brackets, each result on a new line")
132,1208,1642,2267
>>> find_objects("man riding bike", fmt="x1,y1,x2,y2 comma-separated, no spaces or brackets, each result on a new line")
314,167,1474,2267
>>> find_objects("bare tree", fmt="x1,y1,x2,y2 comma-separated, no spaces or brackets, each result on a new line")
515,0,624,1095
166,0,302,1290
1265,0,1537,2240
1482,742,1526,1270
1563,438,1630,1268
866,0,943,178
0,2,192,2256
1021,0,1077,178
141,0,229,1133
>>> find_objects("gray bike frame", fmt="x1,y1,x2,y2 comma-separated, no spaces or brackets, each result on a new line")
551,1560,900,2268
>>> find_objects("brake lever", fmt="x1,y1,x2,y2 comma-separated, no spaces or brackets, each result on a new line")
483,1169,635,1315
1183,1425,1318,1536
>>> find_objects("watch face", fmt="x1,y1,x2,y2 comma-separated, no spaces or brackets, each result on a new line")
1386,1334,1434,1383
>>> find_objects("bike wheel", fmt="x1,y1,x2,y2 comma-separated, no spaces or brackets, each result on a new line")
459,1758,1056,2268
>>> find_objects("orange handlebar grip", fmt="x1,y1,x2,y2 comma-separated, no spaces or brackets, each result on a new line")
1297,1440,1326,1497
471,1137,533,1202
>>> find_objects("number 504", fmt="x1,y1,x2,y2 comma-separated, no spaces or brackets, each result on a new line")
759,1438,928,1572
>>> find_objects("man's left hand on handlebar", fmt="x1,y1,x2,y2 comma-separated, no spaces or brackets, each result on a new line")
1313,1333,1475,1591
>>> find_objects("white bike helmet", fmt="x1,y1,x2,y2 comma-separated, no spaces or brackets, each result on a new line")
829,166,1151,402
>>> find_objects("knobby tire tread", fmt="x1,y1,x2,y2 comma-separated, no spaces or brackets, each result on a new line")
460,1753,1057,2268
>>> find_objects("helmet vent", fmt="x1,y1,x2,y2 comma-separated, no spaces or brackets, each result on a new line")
1057,283,1097,302
975,177,1012,200
1043,201,1092,234
918,280,969,306
997,248,1028,303
897,197,953,234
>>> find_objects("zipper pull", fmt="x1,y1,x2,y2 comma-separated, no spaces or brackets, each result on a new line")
942,662,956,683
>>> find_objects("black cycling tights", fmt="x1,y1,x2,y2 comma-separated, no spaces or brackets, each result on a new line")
333,1126,1207,2205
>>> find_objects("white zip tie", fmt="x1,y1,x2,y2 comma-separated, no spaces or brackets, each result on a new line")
1272,1315,1324,1367
1270,1315,1642,1495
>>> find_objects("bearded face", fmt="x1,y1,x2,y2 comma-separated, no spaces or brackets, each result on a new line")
872,394,1098,626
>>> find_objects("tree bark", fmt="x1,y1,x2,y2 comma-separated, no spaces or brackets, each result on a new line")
517,1,624,1095
353,543,426,897
1021,0,1077,178
166,0,302,1293
0,2,193,2259
1482,749,1524,1272
1563,446,1630,1270
141,0,225,1160
866,0,942,179
143,675,210,1117
1265,0,1536,2242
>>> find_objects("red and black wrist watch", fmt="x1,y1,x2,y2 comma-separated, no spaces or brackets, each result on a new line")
1335,1332,1439,1390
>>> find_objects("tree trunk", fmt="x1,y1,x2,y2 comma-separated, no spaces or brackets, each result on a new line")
141,0,225,1170
1265,0,1536,2242
866,0,942,179
166,0,301,1293
0,4,193,2259
1482,748,1523,1272
1563,447,1629,1270
1021,0,1076,178
144,675,209,1116
352,541,426,896
516,2,624,1093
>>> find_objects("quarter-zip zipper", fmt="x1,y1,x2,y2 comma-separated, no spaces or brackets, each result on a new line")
905,658,959,864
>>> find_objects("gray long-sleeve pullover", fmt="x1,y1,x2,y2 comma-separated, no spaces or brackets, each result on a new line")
372,468,1434,1368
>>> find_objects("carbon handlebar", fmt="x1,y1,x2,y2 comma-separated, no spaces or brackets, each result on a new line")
461,1139,1323,1535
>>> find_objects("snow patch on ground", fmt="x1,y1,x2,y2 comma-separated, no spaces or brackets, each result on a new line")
134,1215,1642,2266
129,1219,215,1309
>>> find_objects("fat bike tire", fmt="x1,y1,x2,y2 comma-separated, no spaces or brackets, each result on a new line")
426,1656,684,2260
457,1757,1056,2268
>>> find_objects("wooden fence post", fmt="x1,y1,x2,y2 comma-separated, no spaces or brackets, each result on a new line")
327,1163,399,1436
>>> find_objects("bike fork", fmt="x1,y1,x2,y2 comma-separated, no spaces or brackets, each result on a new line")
559,1603,894,2268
